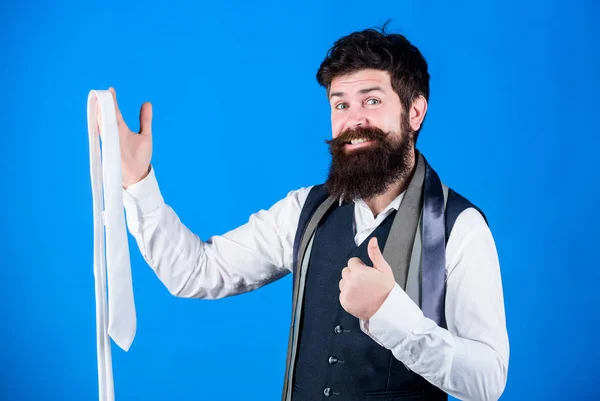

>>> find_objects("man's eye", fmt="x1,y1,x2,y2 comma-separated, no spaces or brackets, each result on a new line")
335,103,348,110
366,98,381,105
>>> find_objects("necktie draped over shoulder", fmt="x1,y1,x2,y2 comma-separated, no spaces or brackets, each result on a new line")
87,89,137,401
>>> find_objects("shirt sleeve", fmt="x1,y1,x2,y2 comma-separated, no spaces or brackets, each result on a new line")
121,165,313,299
359,208,510,401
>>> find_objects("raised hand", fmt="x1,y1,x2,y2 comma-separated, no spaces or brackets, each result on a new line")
107,87,153,189
339,237,396,321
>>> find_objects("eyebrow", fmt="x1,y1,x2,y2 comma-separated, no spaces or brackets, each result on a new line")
329,86,386,99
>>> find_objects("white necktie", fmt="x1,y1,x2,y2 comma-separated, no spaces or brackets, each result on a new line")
87,89,137,401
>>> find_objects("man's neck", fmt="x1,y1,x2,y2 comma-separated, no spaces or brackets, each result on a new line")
363,152,417,218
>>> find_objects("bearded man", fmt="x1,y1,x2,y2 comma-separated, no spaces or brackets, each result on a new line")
117,25,509,401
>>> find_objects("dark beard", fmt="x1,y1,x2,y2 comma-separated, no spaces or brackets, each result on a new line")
324,126,414,201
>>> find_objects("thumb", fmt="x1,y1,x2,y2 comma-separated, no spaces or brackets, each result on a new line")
368,237,392,275
139,101,153,136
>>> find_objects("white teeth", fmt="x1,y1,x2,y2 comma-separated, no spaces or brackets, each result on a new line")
350,138,368,145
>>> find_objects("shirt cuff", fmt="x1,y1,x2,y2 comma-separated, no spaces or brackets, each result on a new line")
122,165,165,215
360,283,425,350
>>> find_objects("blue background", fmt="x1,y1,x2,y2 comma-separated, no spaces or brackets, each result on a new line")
1,0,599,400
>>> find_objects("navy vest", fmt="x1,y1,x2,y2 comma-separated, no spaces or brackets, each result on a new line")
289,182,486,401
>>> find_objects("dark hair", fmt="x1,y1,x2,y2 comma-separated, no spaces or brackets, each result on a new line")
316,22,430,139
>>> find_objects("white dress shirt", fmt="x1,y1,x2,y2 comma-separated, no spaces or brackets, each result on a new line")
122,166,509,401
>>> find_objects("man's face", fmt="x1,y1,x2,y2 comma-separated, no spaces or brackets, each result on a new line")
324,69,415,201
329,68,405,145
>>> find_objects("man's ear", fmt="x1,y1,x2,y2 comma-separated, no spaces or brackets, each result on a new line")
409,95,428,132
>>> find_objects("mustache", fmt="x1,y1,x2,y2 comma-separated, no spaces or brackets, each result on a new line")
325,127,390,148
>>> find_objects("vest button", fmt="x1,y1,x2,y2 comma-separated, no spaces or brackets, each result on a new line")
323,387,332,397
328,356,338,365
334,325,343,334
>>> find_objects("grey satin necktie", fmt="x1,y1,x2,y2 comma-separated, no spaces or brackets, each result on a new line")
421,160,447,329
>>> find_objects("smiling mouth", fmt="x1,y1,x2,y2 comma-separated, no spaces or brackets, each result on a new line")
348,138,370,145
345,138,374,150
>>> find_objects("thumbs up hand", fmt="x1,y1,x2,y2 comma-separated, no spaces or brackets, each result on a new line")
339,237,396,321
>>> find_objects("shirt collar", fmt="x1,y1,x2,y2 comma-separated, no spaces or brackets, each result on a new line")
338,191,406,214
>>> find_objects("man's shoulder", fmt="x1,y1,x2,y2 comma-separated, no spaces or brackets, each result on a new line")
445,186,492,247
445,187,488,225
282,183,328,208
283,184,318,200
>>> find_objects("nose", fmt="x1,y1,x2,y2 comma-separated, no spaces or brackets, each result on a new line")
332,105,370,139
346,108,369,130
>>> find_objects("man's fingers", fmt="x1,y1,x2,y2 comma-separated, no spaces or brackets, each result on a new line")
139,101,153,136
109,87,129,132
96,106,102,136
347,257,365,270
